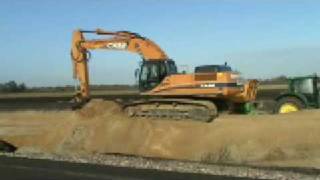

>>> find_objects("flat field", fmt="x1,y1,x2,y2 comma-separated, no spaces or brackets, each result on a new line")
0,84,285,99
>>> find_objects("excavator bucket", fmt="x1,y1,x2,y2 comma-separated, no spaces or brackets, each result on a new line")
231,80,259,103
242,80,259,101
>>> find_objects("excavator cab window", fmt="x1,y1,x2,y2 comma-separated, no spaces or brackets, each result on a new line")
139,60,177,91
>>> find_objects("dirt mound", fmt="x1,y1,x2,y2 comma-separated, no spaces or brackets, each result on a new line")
1,100,320,169
76,99,122,118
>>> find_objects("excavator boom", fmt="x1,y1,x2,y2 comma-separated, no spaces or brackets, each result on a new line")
71,29,169,101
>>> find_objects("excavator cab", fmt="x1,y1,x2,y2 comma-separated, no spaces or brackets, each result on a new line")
138,60,177,91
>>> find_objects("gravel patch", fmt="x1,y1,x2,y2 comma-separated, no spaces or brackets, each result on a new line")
1,152,319,180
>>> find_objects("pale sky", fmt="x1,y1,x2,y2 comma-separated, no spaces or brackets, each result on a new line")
1,0,320,86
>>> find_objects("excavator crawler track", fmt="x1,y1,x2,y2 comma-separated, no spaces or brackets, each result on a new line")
122,99,218,122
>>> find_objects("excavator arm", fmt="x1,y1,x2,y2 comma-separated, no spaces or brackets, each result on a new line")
71,29,169,102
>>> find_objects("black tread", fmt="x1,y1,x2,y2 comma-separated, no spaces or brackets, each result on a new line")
123,99,218,122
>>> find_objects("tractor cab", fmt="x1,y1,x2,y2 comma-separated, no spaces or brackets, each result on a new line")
275,74,320,113
289,75,319,108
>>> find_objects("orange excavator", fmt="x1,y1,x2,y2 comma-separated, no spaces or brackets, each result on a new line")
71,29,258,122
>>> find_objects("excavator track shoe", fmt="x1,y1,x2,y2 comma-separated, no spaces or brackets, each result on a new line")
123,99,217,122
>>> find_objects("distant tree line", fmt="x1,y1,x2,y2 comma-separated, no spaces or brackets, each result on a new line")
0,77,290,93
7,75,319,93
0,81,139,93
28,84,138,93
259,75,288,85
0,81,27,93
260,75,320,85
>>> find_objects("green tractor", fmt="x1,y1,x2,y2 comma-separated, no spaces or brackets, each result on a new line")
274,74,319,114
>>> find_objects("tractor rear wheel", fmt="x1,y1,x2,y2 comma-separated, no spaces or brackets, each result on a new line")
274,97,305,114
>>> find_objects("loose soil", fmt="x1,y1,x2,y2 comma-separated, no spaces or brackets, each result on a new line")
0,99,319,169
